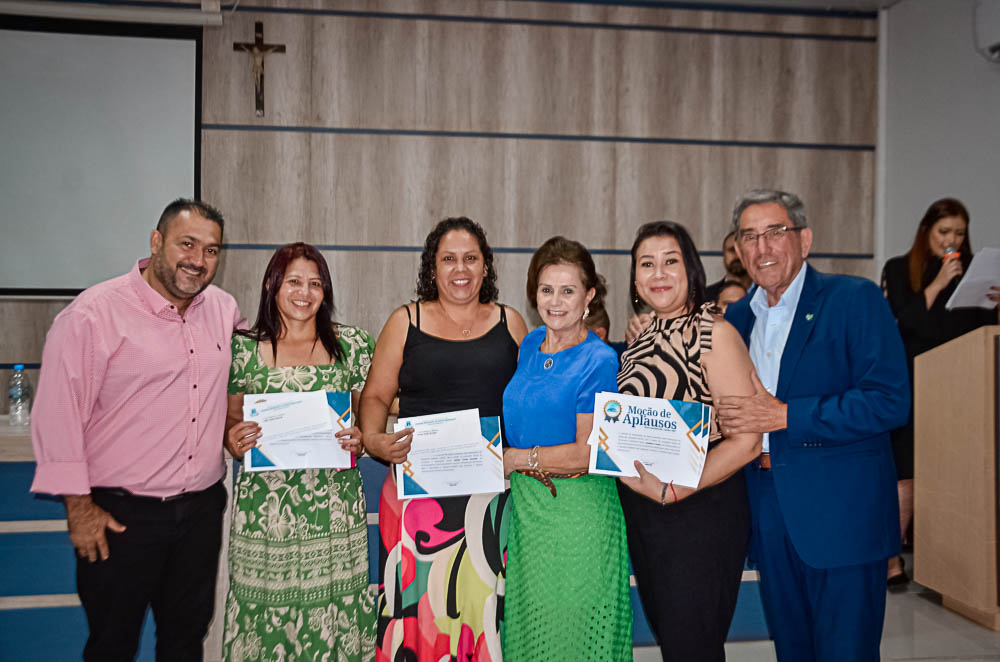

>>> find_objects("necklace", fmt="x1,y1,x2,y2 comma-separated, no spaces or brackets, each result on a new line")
541,326,587,369
439,303,476,337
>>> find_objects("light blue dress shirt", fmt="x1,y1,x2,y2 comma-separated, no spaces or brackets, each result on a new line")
748,263,808,453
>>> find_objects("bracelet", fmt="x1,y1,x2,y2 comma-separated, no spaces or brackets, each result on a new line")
527,446,540,471
659,481,677,506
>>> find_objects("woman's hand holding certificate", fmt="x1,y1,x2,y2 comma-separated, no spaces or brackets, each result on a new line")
588,392,709,488
394,408,505,499
242,391,355,471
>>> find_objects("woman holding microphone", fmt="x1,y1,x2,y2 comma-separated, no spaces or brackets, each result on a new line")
881,198,1000,586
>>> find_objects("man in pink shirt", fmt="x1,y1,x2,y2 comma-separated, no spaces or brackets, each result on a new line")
31,198,244,662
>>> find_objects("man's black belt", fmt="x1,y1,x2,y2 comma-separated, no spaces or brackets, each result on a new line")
91,480,221,504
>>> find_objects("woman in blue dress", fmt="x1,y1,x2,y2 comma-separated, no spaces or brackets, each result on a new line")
501,236,632,661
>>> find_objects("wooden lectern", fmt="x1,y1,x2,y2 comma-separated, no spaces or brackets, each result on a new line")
914,325,1000,629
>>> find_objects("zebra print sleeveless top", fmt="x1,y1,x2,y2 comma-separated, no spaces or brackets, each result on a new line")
617,302,723,446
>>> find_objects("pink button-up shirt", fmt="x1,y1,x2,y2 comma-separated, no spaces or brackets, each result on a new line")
31,259,245,498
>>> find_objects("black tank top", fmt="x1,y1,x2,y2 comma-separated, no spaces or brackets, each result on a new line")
397,302,519,419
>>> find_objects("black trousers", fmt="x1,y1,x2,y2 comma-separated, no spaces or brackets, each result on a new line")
76,481,227,662
617,471,750,662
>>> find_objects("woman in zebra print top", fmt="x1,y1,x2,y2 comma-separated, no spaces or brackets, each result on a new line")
616,221,762,662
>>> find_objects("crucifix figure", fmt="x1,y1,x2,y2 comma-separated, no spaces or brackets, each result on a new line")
233,22,285,117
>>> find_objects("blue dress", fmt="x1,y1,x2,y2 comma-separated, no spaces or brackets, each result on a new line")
500,327,632,661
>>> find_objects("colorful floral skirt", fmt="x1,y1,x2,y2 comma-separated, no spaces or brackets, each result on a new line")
376,473,510,662
223,467,376,662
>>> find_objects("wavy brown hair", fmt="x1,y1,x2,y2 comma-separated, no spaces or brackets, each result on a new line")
906,198,972,292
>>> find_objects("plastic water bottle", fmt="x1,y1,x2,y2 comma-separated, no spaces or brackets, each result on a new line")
8,364,32,427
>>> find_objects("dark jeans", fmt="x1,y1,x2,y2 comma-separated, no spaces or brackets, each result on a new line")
77,481,226,662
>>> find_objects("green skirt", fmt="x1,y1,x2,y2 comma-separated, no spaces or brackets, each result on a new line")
223,467,376,662
503,472,632,661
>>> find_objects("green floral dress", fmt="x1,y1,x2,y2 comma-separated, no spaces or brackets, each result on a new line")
223,326,376,662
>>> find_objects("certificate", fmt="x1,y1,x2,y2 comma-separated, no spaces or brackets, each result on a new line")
243,391,354,472
394,408,505,500
588,392,709,488
945,247,1000,310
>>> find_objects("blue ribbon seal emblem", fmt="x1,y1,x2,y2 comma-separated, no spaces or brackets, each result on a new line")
604,400,622,423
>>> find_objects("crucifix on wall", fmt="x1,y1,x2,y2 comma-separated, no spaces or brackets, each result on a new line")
233,22,285,117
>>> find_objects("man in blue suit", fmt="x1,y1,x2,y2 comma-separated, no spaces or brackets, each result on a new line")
717,189,910,662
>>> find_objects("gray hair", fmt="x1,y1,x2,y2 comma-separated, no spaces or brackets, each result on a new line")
731,189,808,232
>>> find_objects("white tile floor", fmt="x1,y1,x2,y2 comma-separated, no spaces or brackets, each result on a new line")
634,562,1000,661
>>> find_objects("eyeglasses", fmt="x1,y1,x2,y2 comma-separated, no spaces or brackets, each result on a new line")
737,225,804,245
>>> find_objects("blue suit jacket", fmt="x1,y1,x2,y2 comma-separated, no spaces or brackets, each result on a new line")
725,265,910,569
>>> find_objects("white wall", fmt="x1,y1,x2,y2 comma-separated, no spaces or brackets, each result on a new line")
880,0,1000,266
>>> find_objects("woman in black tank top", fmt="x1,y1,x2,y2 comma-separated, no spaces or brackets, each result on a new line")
360,218,528,662
397,301,518,419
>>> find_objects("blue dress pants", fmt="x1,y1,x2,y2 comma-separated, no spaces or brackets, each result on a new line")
754,470,887,662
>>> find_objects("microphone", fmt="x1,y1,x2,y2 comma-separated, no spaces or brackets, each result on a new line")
943,246,961,262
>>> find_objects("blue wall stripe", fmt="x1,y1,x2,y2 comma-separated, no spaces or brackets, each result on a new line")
0,532,76,596
630,580,771,645
0,606,157,661
508,0,877,20
359,458,389,509
804,252,874,259
0,463,65,521
210,6,877,42
2,458,770,656
367,525,380,586
201,123,876,153
727,580,772,641
53,0,877,20
221,244,873,260
630,586,657,646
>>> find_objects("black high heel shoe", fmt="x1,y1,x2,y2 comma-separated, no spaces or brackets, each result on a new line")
887,555,910,591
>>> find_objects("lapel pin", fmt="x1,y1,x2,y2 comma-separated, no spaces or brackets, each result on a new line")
805,313,814,321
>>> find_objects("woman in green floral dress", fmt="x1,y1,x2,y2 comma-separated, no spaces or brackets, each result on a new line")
223,243,376,662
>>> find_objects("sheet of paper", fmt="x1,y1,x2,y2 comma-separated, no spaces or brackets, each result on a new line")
394,408,504,500
243,391,332,441
946,247,1000,310
244,391,353,472
588,392,709,488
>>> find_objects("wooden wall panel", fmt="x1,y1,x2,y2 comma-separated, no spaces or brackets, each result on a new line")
0,300,70,364
5,0,879,391
203,13,313,126
213,247,875,356
189,0,877,36
203,130,874,254
204,11,877,145
201,132,313,244
0,299,66,413
196,0,879,345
